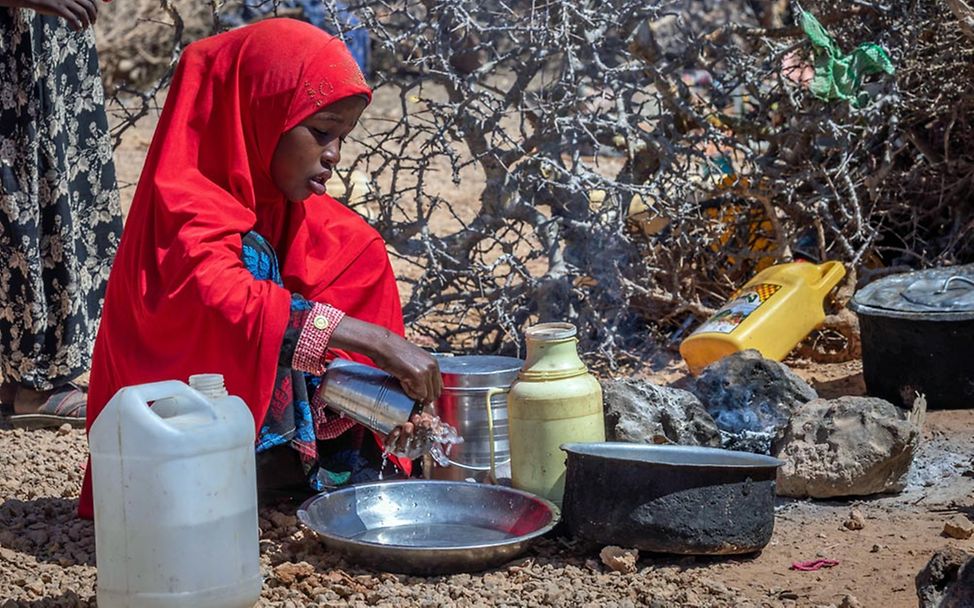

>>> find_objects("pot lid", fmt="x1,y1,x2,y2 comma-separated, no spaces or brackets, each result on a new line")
850,265,974,320
435,355,524,389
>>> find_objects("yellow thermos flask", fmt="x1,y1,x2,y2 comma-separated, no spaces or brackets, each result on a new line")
679,261,846,375
507,322,605,506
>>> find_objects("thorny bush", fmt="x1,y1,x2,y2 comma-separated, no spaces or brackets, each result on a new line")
97,0,974,367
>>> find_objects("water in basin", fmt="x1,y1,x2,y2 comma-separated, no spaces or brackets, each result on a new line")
350,522,515,547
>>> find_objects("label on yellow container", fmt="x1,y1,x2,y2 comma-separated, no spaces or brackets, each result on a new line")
695,283,781,334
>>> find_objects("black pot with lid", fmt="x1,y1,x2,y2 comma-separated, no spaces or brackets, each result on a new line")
849,265,974,409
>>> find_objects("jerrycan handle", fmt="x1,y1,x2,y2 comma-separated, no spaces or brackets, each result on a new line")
120,380,217,431
810,261,846,299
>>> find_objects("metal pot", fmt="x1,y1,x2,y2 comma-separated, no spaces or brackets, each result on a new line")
430,355,522,482
561,443,783,555
849,265,974,409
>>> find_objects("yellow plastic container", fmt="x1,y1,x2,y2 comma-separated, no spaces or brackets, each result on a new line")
507,323,605,507
679,261,846,375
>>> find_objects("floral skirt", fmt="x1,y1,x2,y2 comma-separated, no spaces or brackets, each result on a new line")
0,9,122,390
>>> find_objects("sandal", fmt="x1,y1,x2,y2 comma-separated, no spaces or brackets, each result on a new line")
8,382,87,430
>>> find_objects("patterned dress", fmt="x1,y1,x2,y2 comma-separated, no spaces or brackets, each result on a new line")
0,9,122,390
241,232,394,495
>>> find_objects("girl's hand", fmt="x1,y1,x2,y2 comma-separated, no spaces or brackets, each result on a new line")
384,412,437,454
328,316,443,405
16,0,99,30
369,334,442,405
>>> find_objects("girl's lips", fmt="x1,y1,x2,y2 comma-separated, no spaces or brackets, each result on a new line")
308,175,327,195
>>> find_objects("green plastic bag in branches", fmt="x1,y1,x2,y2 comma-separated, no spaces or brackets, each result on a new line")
801,11,895,107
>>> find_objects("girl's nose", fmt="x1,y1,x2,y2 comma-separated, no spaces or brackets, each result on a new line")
322,140,341,166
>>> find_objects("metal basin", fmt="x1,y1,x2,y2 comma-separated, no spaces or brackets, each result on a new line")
297,480,560,575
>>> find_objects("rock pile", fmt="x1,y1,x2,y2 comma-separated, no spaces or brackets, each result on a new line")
693,350,817,453
774,396,922,498
917,548,974,608
602,380,720,447
602,350,924,499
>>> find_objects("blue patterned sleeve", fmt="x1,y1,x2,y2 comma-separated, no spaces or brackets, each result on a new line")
279,294,313,367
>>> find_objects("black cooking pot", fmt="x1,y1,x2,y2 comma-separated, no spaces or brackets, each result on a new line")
849,266,974,409
561,443,783,555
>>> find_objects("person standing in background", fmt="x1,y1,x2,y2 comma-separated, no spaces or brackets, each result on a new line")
0,0,123,427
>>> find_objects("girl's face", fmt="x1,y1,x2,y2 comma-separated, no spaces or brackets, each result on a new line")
270,95,368,202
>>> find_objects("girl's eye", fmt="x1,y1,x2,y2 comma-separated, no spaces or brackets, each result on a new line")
310,128,346,146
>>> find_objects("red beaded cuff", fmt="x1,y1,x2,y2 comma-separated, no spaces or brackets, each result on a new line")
311,387,358,440
292,302,346,375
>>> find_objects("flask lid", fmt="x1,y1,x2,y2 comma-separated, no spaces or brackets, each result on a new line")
524,322,577,342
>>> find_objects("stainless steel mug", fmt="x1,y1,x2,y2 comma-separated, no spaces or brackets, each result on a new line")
430,355,522,483
319,359,419,435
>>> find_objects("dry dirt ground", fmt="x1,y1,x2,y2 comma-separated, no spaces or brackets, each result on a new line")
2,79,972,608
2,360,973,607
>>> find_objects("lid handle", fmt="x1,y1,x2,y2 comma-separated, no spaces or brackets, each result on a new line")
934,275,974,295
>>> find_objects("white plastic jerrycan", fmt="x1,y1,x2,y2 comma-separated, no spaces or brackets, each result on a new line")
90,375,262,608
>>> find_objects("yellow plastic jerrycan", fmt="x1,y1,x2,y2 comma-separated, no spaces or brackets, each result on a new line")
679,261,846,375
507,322,605,507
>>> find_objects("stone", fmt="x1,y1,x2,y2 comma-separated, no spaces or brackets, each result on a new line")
916,548,974,608
273,561,315,584
774,396,920,498
602,379,721,447
944,515,974,540
843,509,866,531
599,546,638,574
693,350,817,449
838,596,861,608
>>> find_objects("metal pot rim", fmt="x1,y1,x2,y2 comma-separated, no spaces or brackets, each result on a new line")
561,442,784,469
849,299,974,322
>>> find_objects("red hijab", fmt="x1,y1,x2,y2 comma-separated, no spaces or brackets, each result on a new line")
79,19,405,518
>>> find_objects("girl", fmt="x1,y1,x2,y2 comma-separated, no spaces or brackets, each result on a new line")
78,18,441,517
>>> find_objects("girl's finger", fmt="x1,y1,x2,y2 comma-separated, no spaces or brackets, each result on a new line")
398,378,419,402
384,428,400,452
430,368,443,401
78,0,99,24
412,376,430,404
64,1,90,29
423,374,434,407
56,6,82,30
397,422,414,451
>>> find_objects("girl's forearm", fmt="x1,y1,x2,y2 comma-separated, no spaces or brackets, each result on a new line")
327,316,385,362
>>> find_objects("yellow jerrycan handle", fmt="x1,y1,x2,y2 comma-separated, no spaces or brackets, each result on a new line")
810,261,846,299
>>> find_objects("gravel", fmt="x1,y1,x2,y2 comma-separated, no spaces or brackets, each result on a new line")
0,426,775,607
